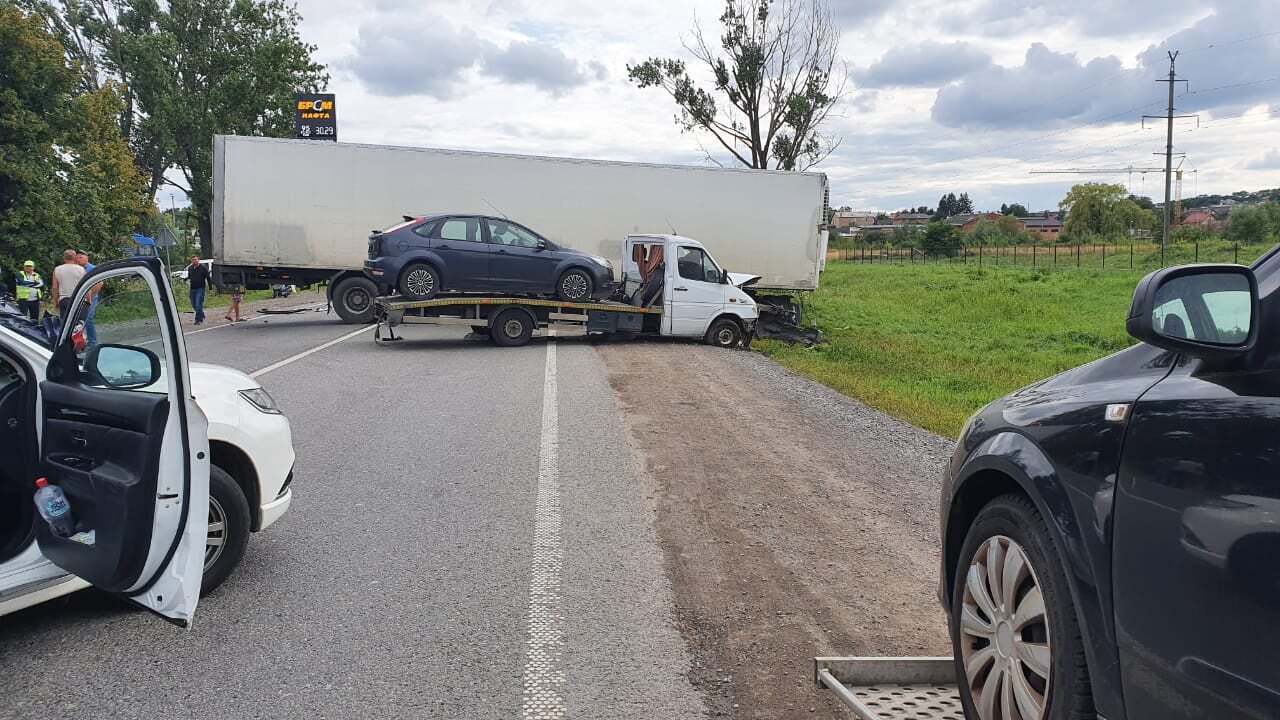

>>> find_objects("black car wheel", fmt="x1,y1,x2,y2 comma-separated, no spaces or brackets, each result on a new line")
705,318,743,348
333,276,378,323
490,308,534,347
203,464,251,596
399,263,440,300
557,269,593,302
951,494,1094,720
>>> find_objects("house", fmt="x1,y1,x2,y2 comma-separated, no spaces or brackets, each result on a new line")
1021,213,1063,239
890,212,931,226
832,211,877,229
946,212,1005,232
1180,209,1221,230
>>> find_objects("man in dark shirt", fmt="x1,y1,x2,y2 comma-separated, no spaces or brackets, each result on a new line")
187,255,210,325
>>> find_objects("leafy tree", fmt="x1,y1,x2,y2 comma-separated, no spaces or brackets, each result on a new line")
956,192,974,214
0,4,147,281
1059,183,1152,241
970,216,1031,246
874,212,891,224
29,0,329,256
627,0,844,171
920,220,959,256
891,224,921,248
1000,202,1028,217
1227,203,1279,245
1128,194,1155,211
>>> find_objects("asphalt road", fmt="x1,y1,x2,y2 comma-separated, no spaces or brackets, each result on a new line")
0,311,707,719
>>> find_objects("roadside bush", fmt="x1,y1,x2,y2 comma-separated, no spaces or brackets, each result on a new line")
920,220,960,256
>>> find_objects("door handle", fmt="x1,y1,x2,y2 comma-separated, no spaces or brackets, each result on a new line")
674,287,688,291
438,244,451,249
496,248,507,253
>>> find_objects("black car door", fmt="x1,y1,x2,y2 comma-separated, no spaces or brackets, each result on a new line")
1112,273,1280,718
431,216,492,288
484,218,558,292
37,258,209,625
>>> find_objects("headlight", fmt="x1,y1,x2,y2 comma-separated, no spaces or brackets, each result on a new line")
589,255,611,268
239,387,281,414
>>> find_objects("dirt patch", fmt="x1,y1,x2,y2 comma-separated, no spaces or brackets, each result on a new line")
598,342,952,719
178,288,326,331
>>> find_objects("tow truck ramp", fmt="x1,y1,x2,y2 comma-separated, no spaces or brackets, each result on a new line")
814,657,962,720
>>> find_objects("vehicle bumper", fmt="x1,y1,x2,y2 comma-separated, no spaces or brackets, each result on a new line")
364,259,392,280
588,265,615,297
260,486,293,530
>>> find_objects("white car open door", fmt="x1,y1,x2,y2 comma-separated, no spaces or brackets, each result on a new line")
36,258,209,626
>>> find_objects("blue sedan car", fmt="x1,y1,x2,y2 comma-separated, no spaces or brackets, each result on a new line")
364,214,614,302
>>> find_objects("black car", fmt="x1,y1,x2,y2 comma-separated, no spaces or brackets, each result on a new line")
940,252,1278,720
364,214,614,302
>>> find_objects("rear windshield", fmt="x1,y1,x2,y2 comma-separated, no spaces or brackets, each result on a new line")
377,218,419,235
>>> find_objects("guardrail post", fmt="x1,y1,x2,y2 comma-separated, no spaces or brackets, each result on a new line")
1130,241,1134,269
1235,242,1240,264
1102,243,1106,268
1077,244,1081,268
1054,243,1058,267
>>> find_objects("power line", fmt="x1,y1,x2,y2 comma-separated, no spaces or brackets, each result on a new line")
1180,29,1280,55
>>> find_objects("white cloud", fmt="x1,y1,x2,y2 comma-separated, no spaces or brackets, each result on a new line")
855,42,992,88
1246,149,1280,170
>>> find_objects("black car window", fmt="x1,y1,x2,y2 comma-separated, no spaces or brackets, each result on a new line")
412,220,438,238
676,246,720,283
488,220,543,248
1153,298,1195,340
437,218,481,243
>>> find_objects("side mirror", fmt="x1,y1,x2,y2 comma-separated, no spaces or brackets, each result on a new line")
1126,264,1258,359
536,239,547,251
83,344,162,389
720,269,730,284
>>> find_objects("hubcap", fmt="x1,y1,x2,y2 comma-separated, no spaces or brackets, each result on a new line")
346,288,370,311
960,535,1051,720
503,318,524,338
205,496,227,572
717,328,735,345
561,273,588,299
406,269,435,296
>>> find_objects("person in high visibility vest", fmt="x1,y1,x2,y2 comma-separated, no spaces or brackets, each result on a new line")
15,260,43,320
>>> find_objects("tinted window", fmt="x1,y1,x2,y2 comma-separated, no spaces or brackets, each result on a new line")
411,220,437,238
437,218,481,243
488,220,543,248
677,246,720,283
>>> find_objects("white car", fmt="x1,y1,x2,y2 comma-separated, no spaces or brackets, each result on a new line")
0,258,293,625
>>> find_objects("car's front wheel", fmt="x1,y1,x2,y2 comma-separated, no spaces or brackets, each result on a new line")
951,494,1093,720
203,465,251,596
557,269,593,302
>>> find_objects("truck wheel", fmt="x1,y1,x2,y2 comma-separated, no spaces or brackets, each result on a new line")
705,318,743,348
333,276,378,324
557,269,593,302
203,465,251,596
399,263,440,300
491,308,534,347
951,494,1093,720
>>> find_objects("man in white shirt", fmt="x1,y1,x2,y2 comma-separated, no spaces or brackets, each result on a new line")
50,249,86,318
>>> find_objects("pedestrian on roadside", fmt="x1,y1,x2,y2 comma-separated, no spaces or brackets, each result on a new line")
187,255,210,325
14,260,44,320
75,250,98,346
224,285,244,322
50,249,85,318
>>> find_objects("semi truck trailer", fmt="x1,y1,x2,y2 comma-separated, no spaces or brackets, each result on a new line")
210,135,828,325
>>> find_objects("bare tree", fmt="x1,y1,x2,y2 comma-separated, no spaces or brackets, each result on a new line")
627,0,844,171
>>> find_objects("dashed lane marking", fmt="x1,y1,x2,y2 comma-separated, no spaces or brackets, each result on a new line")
522,339,566,719
248,325,375,378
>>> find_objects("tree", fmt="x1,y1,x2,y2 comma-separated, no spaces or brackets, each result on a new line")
970,215,1031,246
1059,183,1152,241
1227,203,1279,245
999,202,1029,217
956,192,974,214
0,4,147,280
920,220,959,256
1128,195,1155,211
29,0,329,255
627,0,844,171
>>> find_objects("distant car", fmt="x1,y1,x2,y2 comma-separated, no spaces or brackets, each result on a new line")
939,253,1277,720
172,258,214,281
364,214,614,302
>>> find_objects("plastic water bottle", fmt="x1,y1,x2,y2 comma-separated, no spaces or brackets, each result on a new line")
33,478,76,538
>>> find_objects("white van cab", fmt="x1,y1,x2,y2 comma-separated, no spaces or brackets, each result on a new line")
0,258,294,626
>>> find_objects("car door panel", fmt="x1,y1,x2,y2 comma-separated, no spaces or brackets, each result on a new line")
485,219,559,292
1114,363,1280,719
36,259,208,625
432,217,492,288
667,246,725,336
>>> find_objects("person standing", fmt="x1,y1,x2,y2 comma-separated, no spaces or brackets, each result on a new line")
187,255,210,325
15,260,44,320
224,285,244,322
75,250,98,345
50,249,85,318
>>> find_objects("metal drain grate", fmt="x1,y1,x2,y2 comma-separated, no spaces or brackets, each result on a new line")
815,657,963,720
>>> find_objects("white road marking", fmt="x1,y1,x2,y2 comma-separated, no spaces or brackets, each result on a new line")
248,325,375,378
522,340,566,719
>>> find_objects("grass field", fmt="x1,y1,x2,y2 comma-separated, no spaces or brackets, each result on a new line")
757,263,1150,438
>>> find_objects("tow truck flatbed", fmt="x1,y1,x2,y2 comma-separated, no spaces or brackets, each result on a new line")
815,657,961,720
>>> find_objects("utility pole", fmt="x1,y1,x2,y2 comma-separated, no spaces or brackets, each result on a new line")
1143,52,1194,266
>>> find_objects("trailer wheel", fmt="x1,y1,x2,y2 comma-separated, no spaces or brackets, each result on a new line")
705,318,744,349
557,268,593,302
491,308,535,347
399,262,440,300
333,276,378,324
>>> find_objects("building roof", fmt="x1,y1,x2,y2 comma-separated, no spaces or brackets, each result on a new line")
892,212,932,219
1022,216,1063,228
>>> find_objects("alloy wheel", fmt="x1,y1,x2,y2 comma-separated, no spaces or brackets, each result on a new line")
960,535,1051,720
406,268,435,296
205,496,227,572
561,273,589,300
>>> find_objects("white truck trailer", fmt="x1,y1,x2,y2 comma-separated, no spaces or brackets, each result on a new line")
211,135,828,325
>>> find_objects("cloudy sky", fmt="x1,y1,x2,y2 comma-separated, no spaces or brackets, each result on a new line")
287,0,1279,212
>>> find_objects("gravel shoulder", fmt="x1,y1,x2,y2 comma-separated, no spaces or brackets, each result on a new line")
597,340,953,718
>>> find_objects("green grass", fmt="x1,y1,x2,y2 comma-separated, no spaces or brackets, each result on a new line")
172,286,272,313
758,263,1149,438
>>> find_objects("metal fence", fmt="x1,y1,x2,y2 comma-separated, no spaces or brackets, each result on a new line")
829,241,1262,272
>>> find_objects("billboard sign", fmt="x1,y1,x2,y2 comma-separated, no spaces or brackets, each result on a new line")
295,93,336,141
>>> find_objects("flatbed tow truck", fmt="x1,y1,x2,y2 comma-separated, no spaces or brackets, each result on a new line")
372,234,762,348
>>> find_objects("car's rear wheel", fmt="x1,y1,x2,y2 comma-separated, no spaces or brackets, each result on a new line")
490,308,534,347
399,263,440,300
557,269,593,302
951,494,1094,720
203,465,251,596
